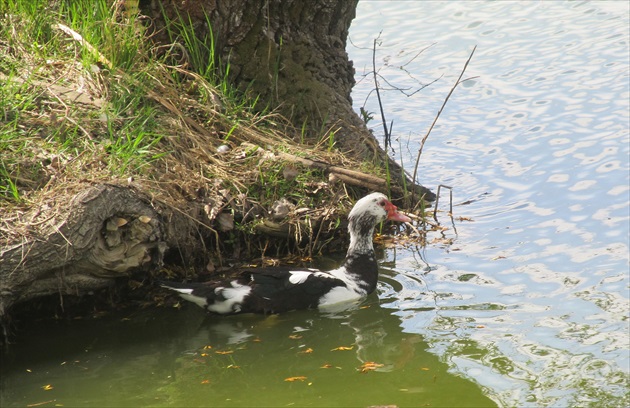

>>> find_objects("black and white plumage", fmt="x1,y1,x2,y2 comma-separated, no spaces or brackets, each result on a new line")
160,192,411,315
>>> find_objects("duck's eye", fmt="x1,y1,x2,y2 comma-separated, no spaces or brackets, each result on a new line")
378,200,386,207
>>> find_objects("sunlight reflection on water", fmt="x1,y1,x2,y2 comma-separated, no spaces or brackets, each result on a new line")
350,0,629,406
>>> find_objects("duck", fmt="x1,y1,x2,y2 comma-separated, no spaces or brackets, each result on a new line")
160,192,411,314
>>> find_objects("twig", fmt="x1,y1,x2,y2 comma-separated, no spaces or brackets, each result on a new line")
433,184,453,223
372,34,391,152
54,24,112,69
398,43,435,69
411,46,477,205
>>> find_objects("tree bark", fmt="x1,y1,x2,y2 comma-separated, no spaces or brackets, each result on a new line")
151,2,387,157
0,184,175,318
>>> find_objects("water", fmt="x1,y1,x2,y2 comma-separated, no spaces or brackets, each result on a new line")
349,1,629,406
1,1,629,407
0,298,494,407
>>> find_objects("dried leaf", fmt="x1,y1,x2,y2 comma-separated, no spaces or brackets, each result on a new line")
201,379,210,384
288,334,303,340
41,384,53,391
284,376,307,382
138,215,151,223
106,217,126,231
331,346,353,351
298,348,313,354
215,350,233,355
359,361,384,373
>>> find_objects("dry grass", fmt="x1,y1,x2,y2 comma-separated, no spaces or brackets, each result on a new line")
0,2,368,260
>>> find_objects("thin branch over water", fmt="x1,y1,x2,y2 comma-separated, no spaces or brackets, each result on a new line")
411,46,478,206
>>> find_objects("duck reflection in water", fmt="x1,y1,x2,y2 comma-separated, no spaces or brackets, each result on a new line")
169,298,427,373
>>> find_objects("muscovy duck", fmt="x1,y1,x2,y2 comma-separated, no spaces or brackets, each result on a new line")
160,192,411,314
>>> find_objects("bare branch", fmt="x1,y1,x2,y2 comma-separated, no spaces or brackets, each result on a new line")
411,46,477,205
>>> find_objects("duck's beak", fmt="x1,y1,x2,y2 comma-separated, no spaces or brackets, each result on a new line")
385,201,411,223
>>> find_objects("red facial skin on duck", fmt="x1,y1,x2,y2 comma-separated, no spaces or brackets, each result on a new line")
383,200,411,223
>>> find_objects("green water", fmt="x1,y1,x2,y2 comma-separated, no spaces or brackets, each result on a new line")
1,299,494,407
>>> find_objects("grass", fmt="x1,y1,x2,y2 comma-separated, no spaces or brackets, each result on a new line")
0,0,391,259
0,0,163,194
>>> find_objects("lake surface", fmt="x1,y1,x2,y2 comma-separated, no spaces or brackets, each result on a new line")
349,1,629,406
1,1,628,407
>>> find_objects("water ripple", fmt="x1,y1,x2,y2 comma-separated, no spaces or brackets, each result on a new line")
351,0,629,405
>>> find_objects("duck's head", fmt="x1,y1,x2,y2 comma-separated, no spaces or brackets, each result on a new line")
348,192,411,232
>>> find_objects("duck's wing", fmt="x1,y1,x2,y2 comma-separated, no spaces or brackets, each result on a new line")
237,267,347,313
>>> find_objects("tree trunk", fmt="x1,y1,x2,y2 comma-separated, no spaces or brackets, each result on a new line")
0,184,184,318
151,0,361,148
148,0,433,199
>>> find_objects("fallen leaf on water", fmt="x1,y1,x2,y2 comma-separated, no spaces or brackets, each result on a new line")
320,364,333,369
476,325,485,328
226,364,241,369
200,379,210,384
215,350,233,355
331,346,353,351
203,345,213,350
298,348,313,354
284,376,307,382
430,237,453,245
420,367,430,371
41,385,53,391
288,334,303,340
491,256,506,260
359,361,384,373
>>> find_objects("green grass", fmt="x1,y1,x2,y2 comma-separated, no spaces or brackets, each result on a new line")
0,0,267,202
0,0,171,196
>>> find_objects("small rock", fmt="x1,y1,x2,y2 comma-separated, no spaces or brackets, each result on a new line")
216,212,234,231
270,198,294,221
217,144,230,154
282,165,299,181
